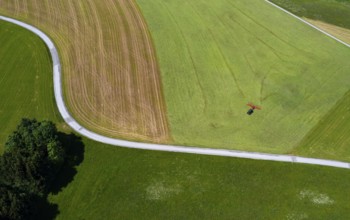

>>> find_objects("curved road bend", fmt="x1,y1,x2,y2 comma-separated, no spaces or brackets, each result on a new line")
1,10,350,170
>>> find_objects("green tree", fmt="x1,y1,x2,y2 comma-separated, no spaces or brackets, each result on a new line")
47,141,65,169
3,118,66,194
0,148,48,195
0,119,69,219
0,184,32,220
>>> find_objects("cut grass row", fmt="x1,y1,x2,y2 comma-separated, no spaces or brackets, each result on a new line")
2,19,350,219
295,90,350,161
0,0,170,143
136,0,350,159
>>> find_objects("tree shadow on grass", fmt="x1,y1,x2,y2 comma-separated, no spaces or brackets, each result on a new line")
50,132,85,194
33,195,59,220
35,132,85,219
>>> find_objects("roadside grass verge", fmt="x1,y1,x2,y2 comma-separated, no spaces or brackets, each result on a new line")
136,0,350,158
2,18,350,219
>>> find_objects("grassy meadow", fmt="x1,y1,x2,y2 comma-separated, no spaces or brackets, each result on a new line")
137,0,350,157
269,0,350,161
2,19,350,219
295,90,350,161
50,141,350,220
0,20,61,152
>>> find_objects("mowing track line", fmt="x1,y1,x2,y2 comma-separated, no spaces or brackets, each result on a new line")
1,9,350,169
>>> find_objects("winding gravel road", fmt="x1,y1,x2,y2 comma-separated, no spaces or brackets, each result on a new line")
1,1,350,169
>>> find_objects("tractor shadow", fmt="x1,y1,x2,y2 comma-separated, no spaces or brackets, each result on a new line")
50,132,85,195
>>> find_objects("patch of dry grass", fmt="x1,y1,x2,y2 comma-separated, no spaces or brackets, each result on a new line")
0,0,170,143
304,18,350,45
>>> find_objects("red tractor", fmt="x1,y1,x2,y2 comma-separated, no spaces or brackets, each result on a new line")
246,103,261,115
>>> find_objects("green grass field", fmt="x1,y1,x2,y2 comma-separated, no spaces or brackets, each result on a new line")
49,142,350,220
295,90,350,161
0,20,61,152
2,18,350,219
268,0,350,161
136,0,350,157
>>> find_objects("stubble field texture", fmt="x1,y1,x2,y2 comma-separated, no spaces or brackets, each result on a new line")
2,3,350,220
0,0,170,143
136,0,350,159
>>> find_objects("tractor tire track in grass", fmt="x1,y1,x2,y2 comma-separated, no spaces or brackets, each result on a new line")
228,0,309,54
185,1,246,98
160,1,208,113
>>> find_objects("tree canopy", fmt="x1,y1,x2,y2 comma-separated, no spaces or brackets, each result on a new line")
0,184,32,220
0,118,66,220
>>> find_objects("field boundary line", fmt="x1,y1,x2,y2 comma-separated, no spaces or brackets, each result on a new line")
265,0,350,48
1,14,350,169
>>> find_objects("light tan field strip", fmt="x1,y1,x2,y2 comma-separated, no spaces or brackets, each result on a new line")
0,0,170,143
304,18,350,45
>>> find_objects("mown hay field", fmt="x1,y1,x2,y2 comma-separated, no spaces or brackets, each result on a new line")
136,0,350,156
0,0,170,143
